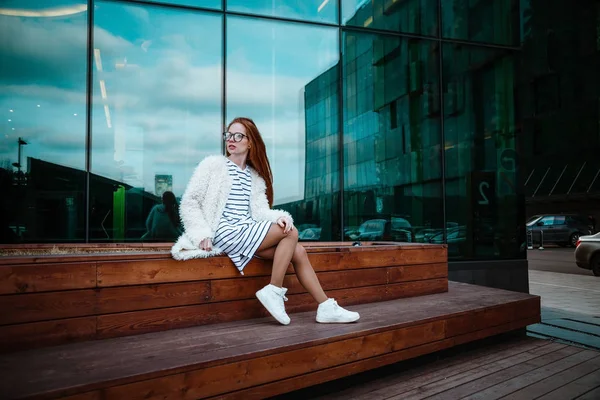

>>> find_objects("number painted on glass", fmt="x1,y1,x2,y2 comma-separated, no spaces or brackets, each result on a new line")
478,181,490,205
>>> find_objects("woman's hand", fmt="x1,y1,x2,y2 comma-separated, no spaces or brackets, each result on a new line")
199,238,213,251
277,216,295,234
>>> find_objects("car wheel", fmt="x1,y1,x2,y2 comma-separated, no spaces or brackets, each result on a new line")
591,254,600,277
569,233,580,247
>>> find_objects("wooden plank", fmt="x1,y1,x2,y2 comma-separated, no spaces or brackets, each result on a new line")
210,269,388,302
0,289,97,325
576,386,600,400
96,247,446,287
536,368,600,400
502,354,600,400
427,347,596,400
321,337,551,400
96,299,264,339
0,317,96,352
385,279,448,301
0,262,96,294
97,282,211,314
384,342,576,399
211,320,540,400
96,282,401,339
445,300,540,337
62,392,103,400
387,263,447,283
103,321,445,400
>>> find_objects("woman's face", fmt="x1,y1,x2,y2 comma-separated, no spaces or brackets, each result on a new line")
225,122,251,156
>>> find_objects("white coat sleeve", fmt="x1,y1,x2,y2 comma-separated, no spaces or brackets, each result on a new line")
179,159,213,246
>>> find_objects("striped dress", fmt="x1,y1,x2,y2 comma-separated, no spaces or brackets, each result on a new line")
213,159,272,274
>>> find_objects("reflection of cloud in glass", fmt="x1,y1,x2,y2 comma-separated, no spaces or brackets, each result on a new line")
227,0,338,24
91,2,223,197
226,16,338,204
0,0,87,171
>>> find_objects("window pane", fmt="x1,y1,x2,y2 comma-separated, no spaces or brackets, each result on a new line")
227,0,338,24
443,43,522,260
91,2,222,242
441,0,519,46
226,16,340,241
342,32,443,245
342,0,438,37
145,0,221,10
0,0,87,243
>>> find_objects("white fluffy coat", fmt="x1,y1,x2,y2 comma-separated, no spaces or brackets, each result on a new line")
171,155,292,261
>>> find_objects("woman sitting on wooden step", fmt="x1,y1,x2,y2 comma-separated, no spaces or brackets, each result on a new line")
172,117,359,325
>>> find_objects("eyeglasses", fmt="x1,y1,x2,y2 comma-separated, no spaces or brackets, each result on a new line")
223,132,247,142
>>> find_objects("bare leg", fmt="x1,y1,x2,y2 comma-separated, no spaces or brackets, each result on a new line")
256,224,299,287
256,243,328,304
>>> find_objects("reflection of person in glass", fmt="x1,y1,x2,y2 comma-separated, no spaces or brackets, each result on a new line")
142,191,182,241
172,117,359,325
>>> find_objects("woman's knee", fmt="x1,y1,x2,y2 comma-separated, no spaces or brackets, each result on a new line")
293,242,307,262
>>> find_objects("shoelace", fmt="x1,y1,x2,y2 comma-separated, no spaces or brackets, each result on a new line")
277,291,288,302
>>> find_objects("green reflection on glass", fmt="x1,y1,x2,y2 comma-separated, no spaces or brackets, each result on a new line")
441,0,518,46
342,31,443,244
226,16,340,241
443,43,521,260
227,0,338,24
342,0,438,37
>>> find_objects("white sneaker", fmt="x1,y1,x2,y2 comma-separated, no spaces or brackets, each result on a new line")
256,284,291,325
316,299,360,323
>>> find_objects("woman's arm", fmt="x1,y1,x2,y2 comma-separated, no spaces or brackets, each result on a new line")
180,158,213,246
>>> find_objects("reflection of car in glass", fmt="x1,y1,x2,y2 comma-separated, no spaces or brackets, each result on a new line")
414,222,458,243
299,227,321,241
575,233,600,276
427,226,467,257
527,214,594,247
297,224,321,241
346,218,413,242
350,219,387,241
390,217,412,242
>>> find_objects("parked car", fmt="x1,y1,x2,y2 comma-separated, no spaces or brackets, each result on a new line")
526,214,594,247
574,233,600,276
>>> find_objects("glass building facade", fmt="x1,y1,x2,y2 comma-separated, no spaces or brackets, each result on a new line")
3,0,596,291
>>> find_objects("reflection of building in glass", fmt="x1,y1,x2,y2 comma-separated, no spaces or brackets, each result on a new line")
518,0,600,221
155,174,173,196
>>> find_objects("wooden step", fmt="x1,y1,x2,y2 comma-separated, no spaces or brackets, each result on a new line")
0,243,447,352
0,282,540,400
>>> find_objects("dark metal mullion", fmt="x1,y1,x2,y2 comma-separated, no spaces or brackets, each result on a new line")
437,0,447,243
84,0,94,243
337,3,345,241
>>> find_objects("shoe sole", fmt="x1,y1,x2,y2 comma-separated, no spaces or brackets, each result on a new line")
316,314,360,323
256,290,290,326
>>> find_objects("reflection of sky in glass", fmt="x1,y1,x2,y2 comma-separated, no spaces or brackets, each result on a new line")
0,0,87,171
0,0,339,204
91,2,222,196
144,0,222,10
227,0,338,24
226,16,338,204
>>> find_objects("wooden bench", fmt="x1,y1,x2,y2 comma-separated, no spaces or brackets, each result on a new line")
0,242,541,399
0,242,447,351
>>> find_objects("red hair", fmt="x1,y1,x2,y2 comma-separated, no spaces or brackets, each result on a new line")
226,117,274,207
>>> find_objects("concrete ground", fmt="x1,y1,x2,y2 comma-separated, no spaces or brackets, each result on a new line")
527,247,600,349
